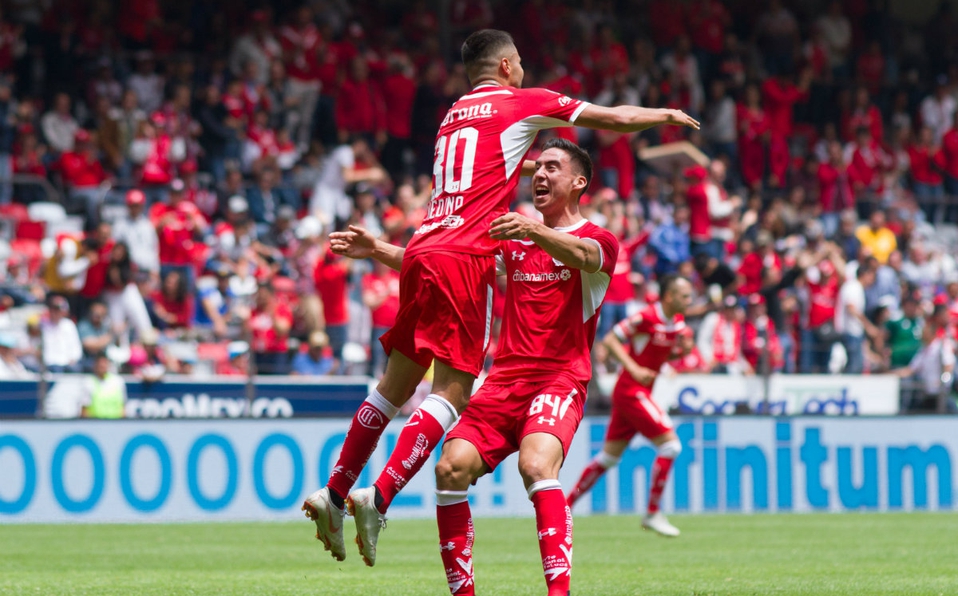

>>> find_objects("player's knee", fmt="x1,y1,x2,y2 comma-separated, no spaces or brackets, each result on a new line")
657,439,682,459
434,455,472,490
518,453,559,487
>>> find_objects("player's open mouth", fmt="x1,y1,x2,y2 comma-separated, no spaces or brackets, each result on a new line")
534,186,549,197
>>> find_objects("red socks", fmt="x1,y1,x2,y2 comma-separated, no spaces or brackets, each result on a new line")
647,455,675,514
436,498,475,595
326,391,398,501
566,450,620,507
530,481,573,596
373,394,458,513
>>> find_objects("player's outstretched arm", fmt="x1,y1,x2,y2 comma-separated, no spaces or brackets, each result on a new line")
575,104,700,134
603,326,658,386
489,213,601,272
329,225,405,271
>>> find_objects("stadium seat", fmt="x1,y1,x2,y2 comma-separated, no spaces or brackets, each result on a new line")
9,238,44,277
27,201,67,224
15,219,46,241
197,342,229,364
0,203,29,223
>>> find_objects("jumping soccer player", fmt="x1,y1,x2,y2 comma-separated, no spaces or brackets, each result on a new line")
332,139,615,595
566,274,693,537
303,28,697,566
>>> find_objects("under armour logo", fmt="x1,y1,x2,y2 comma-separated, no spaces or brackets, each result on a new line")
538,527,558,539
537,416,556,426
512,250,525,261
440,541,456,552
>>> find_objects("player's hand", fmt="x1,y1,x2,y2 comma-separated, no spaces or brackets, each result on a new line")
629,365,657,386
666,109,700,130
329,225,377,259
489,213,540,240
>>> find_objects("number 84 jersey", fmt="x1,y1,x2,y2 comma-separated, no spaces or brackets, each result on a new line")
486,219,618,387
404,84,589,259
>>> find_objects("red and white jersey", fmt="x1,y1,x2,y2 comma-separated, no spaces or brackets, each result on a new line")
613,303,687,392
486,219,617,385
405,85,589,259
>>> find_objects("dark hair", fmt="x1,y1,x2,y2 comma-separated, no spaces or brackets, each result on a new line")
659,274,688,298
162,270,188,303
461,29,515,81
541,137,593,196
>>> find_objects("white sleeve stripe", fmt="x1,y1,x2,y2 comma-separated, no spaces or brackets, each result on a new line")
500,115,575,180
581,237,603,273
570,102,591,123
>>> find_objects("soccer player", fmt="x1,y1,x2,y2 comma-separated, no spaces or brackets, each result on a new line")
332,138,616,595
302,28,698,565
565,274,694,537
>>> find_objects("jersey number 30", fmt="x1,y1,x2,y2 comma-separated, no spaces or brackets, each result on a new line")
433,127,479,196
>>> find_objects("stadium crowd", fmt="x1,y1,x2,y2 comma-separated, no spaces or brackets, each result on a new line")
0,0,956,411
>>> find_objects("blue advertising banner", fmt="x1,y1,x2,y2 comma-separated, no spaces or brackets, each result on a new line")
0,376,371,419
1,417,953,523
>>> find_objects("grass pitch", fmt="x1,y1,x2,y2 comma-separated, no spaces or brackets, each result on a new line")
2,513,956,595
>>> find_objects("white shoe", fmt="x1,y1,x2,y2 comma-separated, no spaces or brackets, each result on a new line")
346,487,387,567
642,512,680,537
302,487,347,561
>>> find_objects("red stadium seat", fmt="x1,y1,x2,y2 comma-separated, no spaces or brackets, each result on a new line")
0,203,30,223
9,238,44,277
15,219,46,241
197,342,230,365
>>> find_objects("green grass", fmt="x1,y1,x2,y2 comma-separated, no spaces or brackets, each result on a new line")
2,513,957,595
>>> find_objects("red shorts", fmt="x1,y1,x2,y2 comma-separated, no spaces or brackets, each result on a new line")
446,377,586,473
379,252,495,376
605,383,674,442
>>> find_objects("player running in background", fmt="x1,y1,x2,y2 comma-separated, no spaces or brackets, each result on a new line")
303,28,698,566
332,139,616,595
566,274,693,537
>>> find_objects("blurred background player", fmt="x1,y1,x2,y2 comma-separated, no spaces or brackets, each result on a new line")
302,28,697,566
565,274,693,537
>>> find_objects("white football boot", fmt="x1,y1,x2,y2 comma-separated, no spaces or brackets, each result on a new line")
642,511,681,537
302,487,347,561
346,487,387,567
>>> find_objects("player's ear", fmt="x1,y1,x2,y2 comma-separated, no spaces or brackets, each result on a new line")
571,174,587,194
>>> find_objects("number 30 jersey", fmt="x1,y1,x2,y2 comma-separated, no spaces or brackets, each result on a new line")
404,84,589,259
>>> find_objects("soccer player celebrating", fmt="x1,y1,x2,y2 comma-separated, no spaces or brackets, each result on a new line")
303,28,697,566
565,274,694,537
332,139,615,595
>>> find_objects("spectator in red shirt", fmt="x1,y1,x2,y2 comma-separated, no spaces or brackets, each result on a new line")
151,269,193,331
667,328,709,373
648,0,686,49
688,161,740,259
380,56,418,183
818,140,854,236
762,69,811,187
279,5,322,148
78,221,115,318
314,247,351,373
247,282,293,375
855,41,886,98
335,56,386,146
800,245,846,373
737,230,782,296
909,126,946,223
362,259,400,378
846,125,893,199
743,295,784,373
842,87,884,143
58,129,109,223
687,0,731,76
149,179,208,280
737,83,770,190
